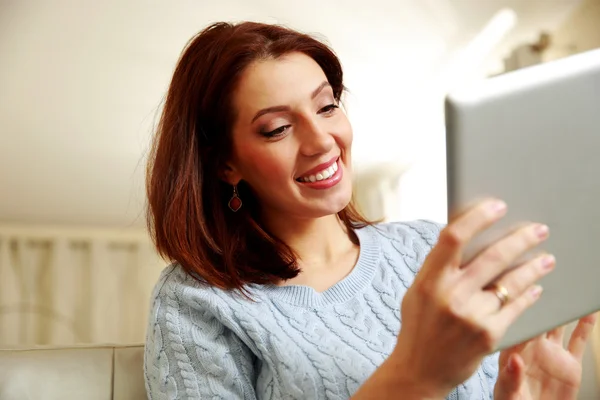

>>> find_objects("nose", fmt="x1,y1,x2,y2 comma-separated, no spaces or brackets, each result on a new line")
298,116,335,157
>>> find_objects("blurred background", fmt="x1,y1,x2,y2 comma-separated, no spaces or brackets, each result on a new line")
0,0,599,394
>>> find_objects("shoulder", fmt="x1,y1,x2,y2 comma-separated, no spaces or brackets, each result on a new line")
359,220,445,277
369,220,444,257
145,263,260,358
371,219,444,246
144,265,259,398
147,263,249,333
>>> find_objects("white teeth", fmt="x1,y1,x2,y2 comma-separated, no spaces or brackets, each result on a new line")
300,161,339,183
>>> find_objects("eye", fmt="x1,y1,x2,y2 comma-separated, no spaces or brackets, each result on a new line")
318,104,339,115
261,125,291,138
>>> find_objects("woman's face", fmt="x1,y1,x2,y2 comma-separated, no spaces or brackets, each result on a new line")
225,52,353,219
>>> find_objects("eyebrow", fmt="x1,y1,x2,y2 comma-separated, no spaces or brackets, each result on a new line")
251,81,331,123
311,81,331,99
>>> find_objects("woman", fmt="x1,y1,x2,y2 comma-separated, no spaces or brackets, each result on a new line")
144,21,596,399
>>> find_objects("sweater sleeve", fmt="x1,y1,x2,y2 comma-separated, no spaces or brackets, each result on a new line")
144,266,257,400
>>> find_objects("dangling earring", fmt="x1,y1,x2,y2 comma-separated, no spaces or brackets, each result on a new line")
228,184,242,212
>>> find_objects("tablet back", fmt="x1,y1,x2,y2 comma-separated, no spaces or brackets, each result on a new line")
445,49,600,349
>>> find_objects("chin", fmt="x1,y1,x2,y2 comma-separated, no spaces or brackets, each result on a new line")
322,176,354,214
305,190,353,218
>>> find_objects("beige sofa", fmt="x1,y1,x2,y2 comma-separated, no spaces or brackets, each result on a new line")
1,343,598,399
0,344,146,400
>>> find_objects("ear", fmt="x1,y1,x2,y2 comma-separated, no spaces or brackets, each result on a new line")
219,161,243,186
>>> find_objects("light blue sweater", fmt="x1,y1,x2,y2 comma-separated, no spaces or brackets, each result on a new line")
144,220,499,399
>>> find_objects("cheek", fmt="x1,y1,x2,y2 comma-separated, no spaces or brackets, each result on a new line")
240,150,292,185
337,115,353,147
346,124,353,145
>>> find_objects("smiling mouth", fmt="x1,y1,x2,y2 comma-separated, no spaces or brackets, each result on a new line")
296,159,339,183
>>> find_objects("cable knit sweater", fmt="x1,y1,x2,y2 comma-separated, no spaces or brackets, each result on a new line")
144,220,499,399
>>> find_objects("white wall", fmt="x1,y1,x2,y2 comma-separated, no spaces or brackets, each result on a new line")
0,0,583,227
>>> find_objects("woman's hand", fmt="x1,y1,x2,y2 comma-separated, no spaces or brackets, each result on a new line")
494,314,598,400
392,199,554,398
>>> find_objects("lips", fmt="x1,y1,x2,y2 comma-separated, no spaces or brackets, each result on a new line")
297,161,338,183
296,156,339,182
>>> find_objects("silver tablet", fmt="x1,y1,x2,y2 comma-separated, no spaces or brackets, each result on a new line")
445,48,600,349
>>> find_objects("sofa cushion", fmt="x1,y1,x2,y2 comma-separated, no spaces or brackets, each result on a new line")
0,347,113,400
113,346,146,400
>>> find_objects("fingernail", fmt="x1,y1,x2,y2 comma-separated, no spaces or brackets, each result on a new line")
530,285,543,298
535,224,549,239
490,200,507,215
507,357,516,373
541,254,555,270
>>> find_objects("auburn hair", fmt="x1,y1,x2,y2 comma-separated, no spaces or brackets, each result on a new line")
146,21,370,291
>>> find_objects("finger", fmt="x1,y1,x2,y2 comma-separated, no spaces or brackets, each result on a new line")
496,353,526,399
546,325,566,344
464,223,550,288
425,199,507,275
494,285,543,329
447,198,507,241
568,314,598,361
507,353,526,384
472,254,555,315
447,196,499,223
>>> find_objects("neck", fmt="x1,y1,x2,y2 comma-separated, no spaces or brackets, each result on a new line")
262,211,356,270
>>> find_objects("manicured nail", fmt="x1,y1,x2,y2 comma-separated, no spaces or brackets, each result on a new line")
507,356,517,373
530,285,543,298
490,200,507,215
541,255,555,270
535,224,549,239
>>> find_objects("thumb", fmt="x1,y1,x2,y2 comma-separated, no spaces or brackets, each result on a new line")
495,354,526,399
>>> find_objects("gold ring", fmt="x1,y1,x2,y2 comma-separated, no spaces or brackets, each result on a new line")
489,283,510,307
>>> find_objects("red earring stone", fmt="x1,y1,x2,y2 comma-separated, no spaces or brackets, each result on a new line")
228,185,242,212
